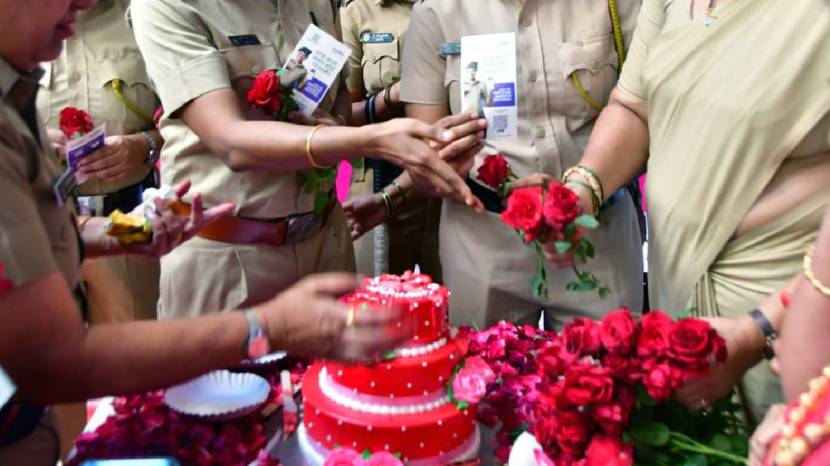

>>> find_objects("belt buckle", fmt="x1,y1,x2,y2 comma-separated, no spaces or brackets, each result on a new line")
284,213,324,245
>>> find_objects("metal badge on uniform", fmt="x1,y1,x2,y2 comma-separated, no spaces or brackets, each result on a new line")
229,35,262,46
360,32,394,44
53,168,79,206
441,42,461,56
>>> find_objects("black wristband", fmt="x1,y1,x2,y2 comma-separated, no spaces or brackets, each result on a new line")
748,308,777,360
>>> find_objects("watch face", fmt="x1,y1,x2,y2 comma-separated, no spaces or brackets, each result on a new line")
248,335,269,359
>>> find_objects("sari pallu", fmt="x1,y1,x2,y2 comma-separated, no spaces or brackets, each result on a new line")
636,0,830,422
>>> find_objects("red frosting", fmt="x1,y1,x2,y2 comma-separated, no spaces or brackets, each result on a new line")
326,337,465,397
341,272,449,345
303,364,476,461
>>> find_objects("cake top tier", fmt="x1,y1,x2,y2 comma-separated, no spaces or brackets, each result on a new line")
342,271,449,345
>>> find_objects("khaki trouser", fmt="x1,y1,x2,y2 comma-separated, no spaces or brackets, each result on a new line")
158,206,355,318
350,167,442,280
0,409,59,466
441,191,644,330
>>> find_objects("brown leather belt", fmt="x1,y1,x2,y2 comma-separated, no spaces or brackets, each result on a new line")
174,197,336,248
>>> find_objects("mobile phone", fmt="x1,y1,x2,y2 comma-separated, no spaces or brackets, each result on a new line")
79,458,181,466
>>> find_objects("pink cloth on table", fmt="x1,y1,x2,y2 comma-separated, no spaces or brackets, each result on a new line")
336,161,352,203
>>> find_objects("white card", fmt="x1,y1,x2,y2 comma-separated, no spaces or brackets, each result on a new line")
0,366,15,408
279,24,351,116
460,33,518,139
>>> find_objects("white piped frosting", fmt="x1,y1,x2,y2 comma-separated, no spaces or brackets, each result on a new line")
319,367,449,415
394,337,447,358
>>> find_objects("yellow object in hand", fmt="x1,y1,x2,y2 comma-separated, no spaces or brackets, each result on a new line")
105,209,152,244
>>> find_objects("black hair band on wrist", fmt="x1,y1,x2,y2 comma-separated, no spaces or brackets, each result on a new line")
748,308,777,360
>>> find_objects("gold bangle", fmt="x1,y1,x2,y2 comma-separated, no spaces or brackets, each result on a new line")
305,124,331,169
563,166,603,206
804,246,830,298
564,179,599,216
77,215,93,232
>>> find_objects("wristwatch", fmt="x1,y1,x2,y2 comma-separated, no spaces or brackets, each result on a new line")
748,308,777,360
242,309,270,360
141,130,160,166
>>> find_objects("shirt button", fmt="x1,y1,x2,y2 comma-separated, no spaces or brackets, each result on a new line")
536,127,546,139
520,18,532,27
528,71,538,83
70,71,81,82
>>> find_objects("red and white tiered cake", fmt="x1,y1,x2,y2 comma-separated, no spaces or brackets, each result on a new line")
300,272,480,465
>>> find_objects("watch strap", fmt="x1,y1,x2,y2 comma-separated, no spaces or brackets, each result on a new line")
748,308,777,360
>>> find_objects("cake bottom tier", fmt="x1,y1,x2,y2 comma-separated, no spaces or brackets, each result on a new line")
298,423,480,466
302,364,478,464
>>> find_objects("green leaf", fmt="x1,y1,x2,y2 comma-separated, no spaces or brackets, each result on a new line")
314,190,329,215
574,214,599,230
710,434,733,454
598,287,610,299
681,455,708,466
381,351,396,361
629,421,670,447
350,158,364,169
362,449,372,460
554,241,572,253
457,401,469,411
636,384,658,407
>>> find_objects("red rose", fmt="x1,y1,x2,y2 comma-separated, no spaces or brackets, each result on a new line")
669,318,728,374
637,311,674,359
592,386,635,434
562,363,615,406
543,181,581,231
554,410,595,458
247,70,283,115
601,353,641,383
59,107,93,139
562,318,602,358
501,186,544,242
477,153,510,190
600,308,638,354
585,434,633,466
642,360,678,401
536,340,567,380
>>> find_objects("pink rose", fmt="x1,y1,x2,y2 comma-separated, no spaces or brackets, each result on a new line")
366,452,403,466
464,355,497,384
324,448,366,466
585,434,633,466
453,367,488,404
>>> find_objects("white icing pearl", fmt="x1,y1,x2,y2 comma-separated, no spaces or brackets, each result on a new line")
370,381,376,388
401,426,407,432
315,409,320,415
385,444,390,451
326,435,332,442
352,441,357,448
337,420,343,426
422,361,428,368
420,442,425,449
424,320,430,326
407,382,413,389
367,425,373,432
453,433,458,438
439,376,444,382
337,370,343,377
437,420,443,426
423,390,429,396
308,422,314,428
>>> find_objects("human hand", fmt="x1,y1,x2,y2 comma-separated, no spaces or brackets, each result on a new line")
255,273,413,361
749,404,786,466
77,134,148,182
343,194,387,240
364,117,482,211
430,112,487,175
674,314,765,410
46,128,68,160
122,180,234,257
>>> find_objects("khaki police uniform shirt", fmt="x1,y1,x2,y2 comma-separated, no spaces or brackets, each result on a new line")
0,58,80,292
340,0,415,96
130,0,344,219
37,0,155,197
400,0,640,178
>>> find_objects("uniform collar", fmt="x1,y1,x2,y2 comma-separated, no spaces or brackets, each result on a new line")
0,57,44,113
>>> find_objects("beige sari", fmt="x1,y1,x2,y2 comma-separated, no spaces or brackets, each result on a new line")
618,0,830,422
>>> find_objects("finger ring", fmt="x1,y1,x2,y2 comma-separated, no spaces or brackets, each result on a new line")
345,306,356,328
699,398,712,412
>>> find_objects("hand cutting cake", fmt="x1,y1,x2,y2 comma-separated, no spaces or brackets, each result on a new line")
300,272,481,465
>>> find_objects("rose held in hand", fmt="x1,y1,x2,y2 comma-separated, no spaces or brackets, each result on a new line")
543,181,581,231
247,70,283,114
669,318,727,374
59,107,93,139
501,186,544,242
478,153,510,190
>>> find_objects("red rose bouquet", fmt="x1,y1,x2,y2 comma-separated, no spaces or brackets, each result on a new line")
501,179,608,300
59,107,94,139
466,311,749,466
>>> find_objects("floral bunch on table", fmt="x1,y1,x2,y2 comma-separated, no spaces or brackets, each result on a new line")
476,154,608,300
465,311,750,466
69,363,307,466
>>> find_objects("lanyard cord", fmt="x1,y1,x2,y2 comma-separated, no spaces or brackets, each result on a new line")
110,78,154,127
571,0,626,111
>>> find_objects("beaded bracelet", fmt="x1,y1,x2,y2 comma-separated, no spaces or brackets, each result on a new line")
803,246,830,298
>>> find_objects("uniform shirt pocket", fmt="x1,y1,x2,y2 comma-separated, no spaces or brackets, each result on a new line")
361,38,401,93
556,34,619,120
95,49,158,133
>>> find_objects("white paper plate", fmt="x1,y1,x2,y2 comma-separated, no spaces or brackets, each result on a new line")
240,351,288,367
164,370,270,421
